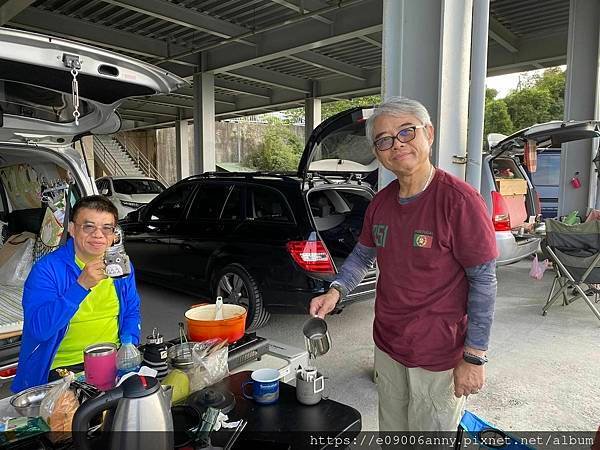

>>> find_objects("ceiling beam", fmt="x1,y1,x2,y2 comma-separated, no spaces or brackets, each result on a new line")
358,34,382,48
268,0,333,25
213,79,272,99
9,7,198,68
487,31,567,76
488,17,519,53
226,66,312,94
0,0,35,26
201,0,382,73
289,51,367,80
101,0,255,45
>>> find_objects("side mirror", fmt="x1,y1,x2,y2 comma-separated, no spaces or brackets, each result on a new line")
101,188,109,196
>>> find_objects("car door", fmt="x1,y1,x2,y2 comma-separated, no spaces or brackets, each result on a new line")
124,182,196,279
170,182,244,291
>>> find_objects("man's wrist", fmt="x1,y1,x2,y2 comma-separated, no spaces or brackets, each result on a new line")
329,282,345,304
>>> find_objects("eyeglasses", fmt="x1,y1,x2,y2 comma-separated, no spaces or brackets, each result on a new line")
373,125,426,152
75,223,116,236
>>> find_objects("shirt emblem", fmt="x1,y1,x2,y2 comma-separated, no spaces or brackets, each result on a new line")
413,230,433,248
372,224,388,247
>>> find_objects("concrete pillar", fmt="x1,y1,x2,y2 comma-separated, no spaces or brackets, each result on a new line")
560,0,600,215
79,136,95,180
380,0,473,188
465,0,490,192
175,108,190,181
192,71,216,174
304,97,322,144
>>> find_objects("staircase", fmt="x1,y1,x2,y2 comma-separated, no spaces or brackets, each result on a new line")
93,134,168,186
94,135,144,177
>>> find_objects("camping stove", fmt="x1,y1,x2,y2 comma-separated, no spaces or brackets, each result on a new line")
228,334,308,383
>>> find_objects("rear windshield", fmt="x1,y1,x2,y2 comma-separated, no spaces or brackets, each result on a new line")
0,80,91,123
113,179,165,195
492,158,525,180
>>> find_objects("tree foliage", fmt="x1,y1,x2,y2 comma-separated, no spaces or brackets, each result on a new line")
485,67,565,137
244,119,303,172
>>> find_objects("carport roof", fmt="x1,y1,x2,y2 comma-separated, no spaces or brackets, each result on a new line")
1,0,570,129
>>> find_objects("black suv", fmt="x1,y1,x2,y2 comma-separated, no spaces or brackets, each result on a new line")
121,107,378,330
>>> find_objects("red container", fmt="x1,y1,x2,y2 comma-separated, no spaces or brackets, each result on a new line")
185,304,247,344
84,343,117,391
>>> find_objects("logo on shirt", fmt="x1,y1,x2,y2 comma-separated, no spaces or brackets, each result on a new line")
413,230,433,248
372,224,388,247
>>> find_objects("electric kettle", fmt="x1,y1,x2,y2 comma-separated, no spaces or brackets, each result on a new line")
72,374,173,450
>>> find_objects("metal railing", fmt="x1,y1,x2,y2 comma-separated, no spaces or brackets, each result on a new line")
115,132,170,187
93,136,128,177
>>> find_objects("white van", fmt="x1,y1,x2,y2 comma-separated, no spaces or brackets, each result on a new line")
0,27,184,390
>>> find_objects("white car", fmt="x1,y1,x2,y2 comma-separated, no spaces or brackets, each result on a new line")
96,176,166,218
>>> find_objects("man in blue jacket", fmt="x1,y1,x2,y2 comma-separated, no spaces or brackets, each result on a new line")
12,195,141,392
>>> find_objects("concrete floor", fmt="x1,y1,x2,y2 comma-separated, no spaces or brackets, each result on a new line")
139,259,600,432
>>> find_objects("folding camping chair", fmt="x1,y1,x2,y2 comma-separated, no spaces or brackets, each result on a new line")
542,218,600,322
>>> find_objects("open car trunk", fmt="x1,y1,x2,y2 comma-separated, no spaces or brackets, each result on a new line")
306,185,377,302
0,145,86,379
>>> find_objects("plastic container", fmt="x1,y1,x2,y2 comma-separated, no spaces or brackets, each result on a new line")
116,339,142,380
185,303,246,343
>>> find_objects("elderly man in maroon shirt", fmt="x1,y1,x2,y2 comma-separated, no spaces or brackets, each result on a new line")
310,96,498,431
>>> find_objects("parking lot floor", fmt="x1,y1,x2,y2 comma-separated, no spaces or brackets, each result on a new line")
139,259,600,432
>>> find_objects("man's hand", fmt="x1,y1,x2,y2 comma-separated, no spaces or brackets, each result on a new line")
77,258,107,290
453,355,485,397
309,288,340,318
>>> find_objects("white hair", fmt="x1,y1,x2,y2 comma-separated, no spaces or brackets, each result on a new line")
365,96,432,143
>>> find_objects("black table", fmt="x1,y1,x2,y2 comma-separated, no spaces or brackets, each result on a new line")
206,371,362,450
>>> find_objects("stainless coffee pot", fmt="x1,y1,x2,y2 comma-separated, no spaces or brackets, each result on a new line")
72,374,173,450
303,317,331,360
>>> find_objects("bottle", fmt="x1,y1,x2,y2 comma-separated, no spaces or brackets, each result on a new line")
142,328,169,380
116,338,142,380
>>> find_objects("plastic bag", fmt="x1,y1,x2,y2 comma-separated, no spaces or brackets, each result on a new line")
0,232,35,286
187,339,229,392
529,255,549,280
40,373,79,442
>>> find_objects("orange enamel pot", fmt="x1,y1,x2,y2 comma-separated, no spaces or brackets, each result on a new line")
184,303,247,344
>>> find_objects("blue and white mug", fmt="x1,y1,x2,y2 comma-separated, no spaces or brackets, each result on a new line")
242,368,281,404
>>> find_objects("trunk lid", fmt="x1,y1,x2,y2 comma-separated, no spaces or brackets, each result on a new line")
0,28,185,145
297,107,378,182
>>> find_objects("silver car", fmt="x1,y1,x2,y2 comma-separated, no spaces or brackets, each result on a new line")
0,27,184,392
480,120,600,265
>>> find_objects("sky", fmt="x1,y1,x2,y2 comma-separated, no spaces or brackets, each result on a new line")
486,65,566,98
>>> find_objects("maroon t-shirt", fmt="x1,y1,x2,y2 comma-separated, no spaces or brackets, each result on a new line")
359,169,497,371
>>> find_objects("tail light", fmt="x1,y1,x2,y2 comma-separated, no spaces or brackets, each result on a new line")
0,365,17,379
286,240,335,274
491,191,511,231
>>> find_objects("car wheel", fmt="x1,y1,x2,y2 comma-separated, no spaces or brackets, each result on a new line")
214,264,270,331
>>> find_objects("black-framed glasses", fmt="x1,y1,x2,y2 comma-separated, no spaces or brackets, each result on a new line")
373,125,426,152
75,222,116,236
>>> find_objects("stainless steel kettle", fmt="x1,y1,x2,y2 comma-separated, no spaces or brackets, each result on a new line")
72,374,173,450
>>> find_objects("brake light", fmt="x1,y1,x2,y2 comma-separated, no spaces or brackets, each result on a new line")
0,366,17,379
491,191,511,231
286,240,335,273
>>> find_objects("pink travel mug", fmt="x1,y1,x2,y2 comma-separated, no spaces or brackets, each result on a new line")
84,343,117,391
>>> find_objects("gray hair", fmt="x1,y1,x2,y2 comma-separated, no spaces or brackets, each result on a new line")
365,96,432,143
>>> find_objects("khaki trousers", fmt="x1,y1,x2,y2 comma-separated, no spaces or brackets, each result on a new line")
374,346,466,432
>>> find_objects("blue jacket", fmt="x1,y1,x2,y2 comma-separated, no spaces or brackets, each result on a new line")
11,239,141,393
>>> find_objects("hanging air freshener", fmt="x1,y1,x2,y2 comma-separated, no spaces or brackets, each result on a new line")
570,171,582,189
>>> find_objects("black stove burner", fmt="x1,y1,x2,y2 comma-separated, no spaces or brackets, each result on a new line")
187,387,236,414
227,333,269,370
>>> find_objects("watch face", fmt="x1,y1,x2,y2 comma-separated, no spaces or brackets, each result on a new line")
463,353,485,365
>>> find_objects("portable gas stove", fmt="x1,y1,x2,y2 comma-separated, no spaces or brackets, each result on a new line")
161,333,308,383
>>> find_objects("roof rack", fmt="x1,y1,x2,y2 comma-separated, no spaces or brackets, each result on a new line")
185,171,299,183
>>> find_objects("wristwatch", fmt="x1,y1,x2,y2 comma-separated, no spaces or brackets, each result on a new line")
329,282,345,303
463,351,488,366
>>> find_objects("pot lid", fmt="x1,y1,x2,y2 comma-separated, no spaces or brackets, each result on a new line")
121,374,160,398
187,387,235,414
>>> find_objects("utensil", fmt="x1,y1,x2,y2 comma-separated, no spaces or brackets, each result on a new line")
10,385,54,417
302,317,331,360
167,323,197,370
214,296,224,320
295,371,325,406
224,419,247,450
